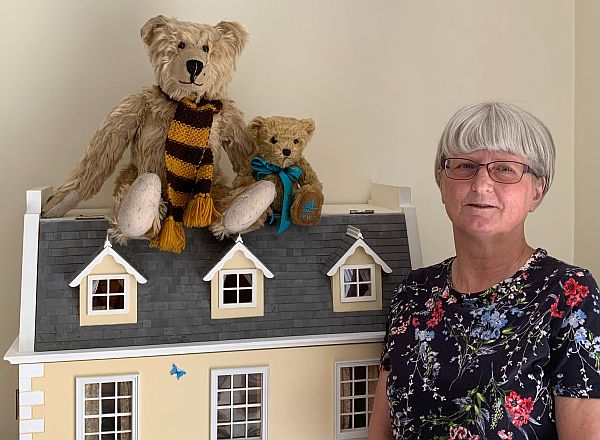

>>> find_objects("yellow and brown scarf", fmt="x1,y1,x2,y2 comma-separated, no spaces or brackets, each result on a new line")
150,96,222,253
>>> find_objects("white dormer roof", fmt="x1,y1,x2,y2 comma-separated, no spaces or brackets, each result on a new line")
203,235,274,281
69,238,147,287
326,236,393,277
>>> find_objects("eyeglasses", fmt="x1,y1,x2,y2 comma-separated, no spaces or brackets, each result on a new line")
442,158,535,184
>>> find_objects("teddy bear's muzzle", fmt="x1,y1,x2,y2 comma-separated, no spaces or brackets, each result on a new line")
186,59,204,83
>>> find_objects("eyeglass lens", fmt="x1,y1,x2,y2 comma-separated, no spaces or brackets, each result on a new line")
444,158,527,184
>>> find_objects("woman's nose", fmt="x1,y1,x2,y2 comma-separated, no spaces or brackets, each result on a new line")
471,166,494,191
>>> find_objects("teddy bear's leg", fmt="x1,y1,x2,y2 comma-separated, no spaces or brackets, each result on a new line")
290,184,324,226
210,180,276,239
111,171,163,241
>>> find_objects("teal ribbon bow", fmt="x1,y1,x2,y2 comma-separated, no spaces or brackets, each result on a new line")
251,156,302,234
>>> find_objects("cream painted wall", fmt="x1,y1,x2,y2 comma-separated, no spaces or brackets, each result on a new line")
574,0,600,277
0,1,584,437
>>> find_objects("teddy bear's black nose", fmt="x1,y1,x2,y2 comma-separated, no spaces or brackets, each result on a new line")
186,59,204,77
282,149,292,157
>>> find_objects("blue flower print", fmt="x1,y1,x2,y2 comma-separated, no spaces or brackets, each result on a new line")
567,310,587,328
416,330,435,342
574,327,588,343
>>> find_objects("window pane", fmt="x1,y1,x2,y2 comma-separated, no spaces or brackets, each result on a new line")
117,415,131,430
368,397,374,411
354,366,366,380
354,413,367,428
223,274,238,288
101,416,115,431
85,418,99,433
341,367,352,381
85,435,100,440
247,406,261,421
247,374,262,388
93,280,108,294
218,391,231,405
232,423,246,438
217,425,231,439
341,399,352,414
233,390,246,405
233,407,246,422
247,423,261,438
354,397,366,412
86,383,100,398
368,380,378,394
101,434,115,440
223,291,237,304
343,268,356,283
358,268,371,282
239,273,252,288
340,383,352,397
341,415,352,429
118,382,132,397
354,382,366,396
218,375,231,390
102,399,115,414
238,289,253,304
344,284,357,298
109,278,124,293
358,283,372,297
92,296,108,311
117,398,131,413
101,383,115,397
217,408,231,423
118,433,131,440
233,375,246,389
247,389,261,404
109,295,125,310
368,365,379,379
86,400,99,415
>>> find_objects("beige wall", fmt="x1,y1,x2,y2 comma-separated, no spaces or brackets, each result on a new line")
31,343,381,440
574,0,600,277
1,1,592,437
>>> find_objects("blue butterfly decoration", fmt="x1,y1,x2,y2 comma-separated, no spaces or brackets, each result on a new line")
170,363,186,380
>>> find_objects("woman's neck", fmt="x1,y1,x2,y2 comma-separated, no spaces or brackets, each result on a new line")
451,230,534,294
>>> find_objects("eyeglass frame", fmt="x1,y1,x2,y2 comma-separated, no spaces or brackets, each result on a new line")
441,157,538,184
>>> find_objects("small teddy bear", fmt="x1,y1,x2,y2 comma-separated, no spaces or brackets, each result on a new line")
42,15,274,253
211,116,324,238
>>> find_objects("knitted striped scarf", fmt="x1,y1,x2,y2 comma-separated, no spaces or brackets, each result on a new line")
150,96,222,253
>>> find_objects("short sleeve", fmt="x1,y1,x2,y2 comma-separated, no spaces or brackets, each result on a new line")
380,278,409,371
549,269,600,398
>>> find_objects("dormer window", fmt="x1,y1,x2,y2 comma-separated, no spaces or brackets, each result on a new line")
340,265,375,302
88,275,128,313
220,269,257,308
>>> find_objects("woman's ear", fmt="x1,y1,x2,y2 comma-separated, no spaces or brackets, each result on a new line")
529,177,546,212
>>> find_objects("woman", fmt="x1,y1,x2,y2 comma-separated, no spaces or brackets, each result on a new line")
368,102,600,439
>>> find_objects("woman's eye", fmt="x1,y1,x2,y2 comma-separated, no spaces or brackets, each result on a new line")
178,42,186,49
495,164,516,174
293,139,299,144
457,163,476,170
270,136,278,144
202,45,209,53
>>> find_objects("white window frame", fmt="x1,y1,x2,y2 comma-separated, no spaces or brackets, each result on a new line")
339,264,376,303
219,269,257,309
334,360,379,439
76,374,139,440
87,274,129,315
210,366,269,440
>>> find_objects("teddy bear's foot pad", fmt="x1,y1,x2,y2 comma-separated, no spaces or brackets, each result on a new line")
223,180,276,234
117,173,162,237
292,191,323,226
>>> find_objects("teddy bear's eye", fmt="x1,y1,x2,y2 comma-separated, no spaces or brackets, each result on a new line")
178,42,186,49
270,136,278,144
202,45,209,53
293,139,299,144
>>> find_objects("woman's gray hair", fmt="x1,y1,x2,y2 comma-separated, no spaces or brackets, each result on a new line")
434,102,555,197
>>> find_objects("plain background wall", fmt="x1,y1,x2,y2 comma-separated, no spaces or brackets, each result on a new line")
1,0,595,437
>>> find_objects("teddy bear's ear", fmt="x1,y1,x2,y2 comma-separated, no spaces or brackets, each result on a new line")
141,15,171,46
215,21,249,57
248,117,265,139
301,118,316,140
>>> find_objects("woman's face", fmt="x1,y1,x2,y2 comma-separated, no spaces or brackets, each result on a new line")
439,149,544,239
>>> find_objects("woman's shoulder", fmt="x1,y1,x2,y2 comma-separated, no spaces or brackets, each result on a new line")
533,249,596,280
400,257,454,288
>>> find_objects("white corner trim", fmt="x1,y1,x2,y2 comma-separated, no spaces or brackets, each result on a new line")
20,434,32,440
19,406,32,420
203,240,274,281
4,332,385,365
19,363,44,379
19,187,53,353
19,419,44,434
327,238,392,276
19,391,44,406
69,245,147,287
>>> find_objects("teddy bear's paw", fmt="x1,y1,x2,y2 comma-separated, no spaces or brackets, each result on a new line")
291,191,323,226
117,173,162,238
42,191,81,218
223,180,276,234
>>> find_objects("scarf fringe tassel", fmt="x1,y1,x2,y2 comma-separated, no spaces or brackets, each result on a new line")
150,216,185,254
183,194,219,228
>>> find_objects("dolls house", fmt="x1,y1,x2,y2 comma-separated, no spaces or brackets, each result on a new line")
5,183,422,440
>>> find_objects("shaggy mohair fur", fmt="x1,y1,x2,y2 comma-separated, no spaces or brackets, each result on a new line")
211,116,324,238
43,15,254,246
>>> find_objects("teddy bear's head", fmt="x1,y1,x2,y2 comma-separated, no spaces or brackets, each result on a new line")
248,116,315,168
141,15,248,102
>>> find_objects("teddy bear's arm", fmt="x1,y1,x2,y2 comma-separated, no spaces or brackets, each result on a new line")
296,157,323,193
43,92,146,217
218,100,255,175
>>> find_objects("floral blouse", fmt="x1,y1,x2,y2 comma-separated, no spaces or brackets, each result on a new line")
380,249,600,440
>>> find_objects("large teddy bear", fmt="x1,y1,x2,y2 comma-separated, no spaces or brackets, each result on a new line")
43,15,275,253
211,115,324,238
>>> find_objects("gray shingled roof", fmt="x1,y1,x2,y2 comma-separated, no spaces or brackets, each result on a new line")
35,213,411,351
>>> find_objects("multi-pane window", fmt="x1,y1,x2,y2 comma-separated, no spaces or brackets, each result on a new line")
88,275,127,313
340,265,375,302
76,375,138,440
211,367,268,440
335,361,379,439
219,270,256,308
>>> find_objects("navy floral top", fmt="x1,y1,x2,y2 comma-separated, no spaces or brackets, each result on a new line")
380,249,600,440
